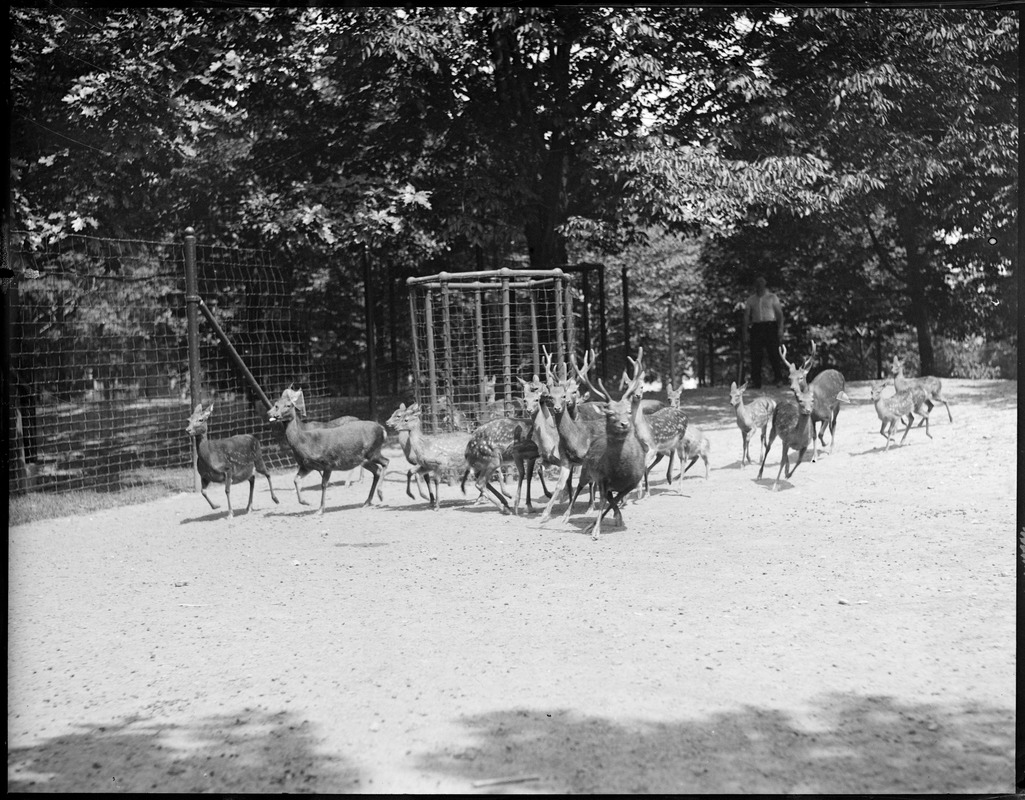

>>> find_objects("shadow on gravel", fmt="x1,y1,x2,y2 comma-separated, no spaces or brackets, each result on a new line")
7,709,362,793
417,694,1012,794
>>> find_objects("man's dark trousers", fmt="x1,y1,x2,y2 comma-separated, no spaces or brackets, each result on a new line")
749,322,785,387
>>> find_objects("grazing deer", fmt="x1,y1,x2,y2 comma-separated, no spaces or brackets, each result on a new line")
780,342,852,461
569,348,649,540
386,402,470,509
729,381,776,467
757,379,817,492
890,355,952,423
186,402,279,518
267,385,388,512
870,381,928,450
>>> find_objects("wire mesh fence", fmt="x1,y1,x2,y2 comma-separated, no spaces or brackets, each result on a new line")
7,231,327,496
7,232,614,496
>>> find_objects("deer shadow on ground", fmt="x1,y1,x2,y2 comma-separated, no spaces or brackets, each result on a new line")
414,693,1011,794
752,477,798,492
178,507,261,524
260,501,383,518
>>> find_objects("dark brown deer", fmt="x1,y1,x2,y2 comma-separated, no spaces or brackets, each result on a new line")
186,402,279,518
569,348,649,540
267,385,388,512
269,382,361,502
529,348,605,523
781,342,852,461
757,377,817,491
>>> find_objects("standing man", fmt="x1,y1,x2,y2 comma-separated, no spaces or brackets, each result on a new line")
743,276,787,389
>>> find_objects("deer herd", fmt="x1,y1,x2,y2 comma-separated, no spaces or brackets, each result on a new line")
185,345,951,537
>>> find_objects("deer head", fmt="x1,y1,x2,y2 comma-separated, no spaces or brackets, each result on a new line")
186,402,214,434
729,381,748,407
268,386,305,422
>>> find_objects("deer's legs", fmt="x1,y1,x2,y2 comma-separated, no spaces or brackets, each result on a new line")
362,455,388,506
757,429,777,480
771,448,788,491
898,414,915,446
540,464,573,524
200,478,220,511
784,446,808,479
318,469,333,513
294,467,312,505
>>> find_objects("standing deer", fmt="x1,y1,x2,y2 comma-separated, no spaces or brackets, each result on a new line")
890,355,952,423
186,402,279,518
781,342,852,461
729,381,776,467
757,378,817,492
267,385,388,512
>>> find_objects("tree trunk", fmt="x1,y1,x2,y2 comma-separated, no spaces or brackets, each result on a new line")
896,205,936,376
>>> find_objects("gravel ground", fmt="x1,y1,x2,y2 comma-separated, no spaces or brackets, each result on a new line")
7,379,1016,794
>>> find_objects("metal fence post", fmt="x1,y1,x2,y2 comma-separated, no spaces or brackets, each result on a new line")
184,227,202,492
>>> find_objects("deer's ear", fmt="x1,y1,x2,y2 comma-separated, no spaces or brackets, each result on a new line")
194,403,204,415
203,403,214,417
730,382,737,392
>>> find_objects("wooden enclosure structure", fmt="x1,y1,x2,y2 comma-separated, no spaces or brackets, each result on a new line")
406,268,575,433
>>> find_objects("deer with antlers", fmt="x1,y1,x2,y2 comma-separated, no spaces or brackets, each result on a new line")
534,349,606,524
567,347,650,540
780,342,852,461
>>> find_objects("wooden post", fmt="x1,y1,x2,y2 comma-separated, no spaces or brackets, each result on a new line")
441,279,454,418
389,263,398,395
501,275,512,405
667,301,675,387
554,275,565,367
408,285,423,411
529,286,539,378
597,263,607,383
362,245,378,420
424,290,439,431
475,289,486,408
184,227,202,492
564,278,575,357
708,330,715,387
622,266,630,360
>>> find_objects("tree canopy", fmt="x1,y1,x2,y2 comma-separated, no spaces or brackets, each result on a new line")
9,6,1017,377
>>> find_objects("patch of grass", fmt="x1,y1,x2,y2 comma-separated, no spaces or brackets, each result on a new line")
9,467,192,527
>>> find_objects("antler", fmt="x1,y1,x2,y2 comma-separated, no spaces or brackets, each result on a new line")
541,346,556,390
802,341,815,372
621,346,645,401
572,349,608,402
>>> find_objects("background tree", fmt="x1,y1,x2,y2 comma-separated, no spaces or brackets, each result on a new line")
707,8,1017,374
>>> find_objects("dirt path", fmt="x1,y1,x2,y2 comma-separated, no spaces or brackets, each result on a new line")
7,379,1016,794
